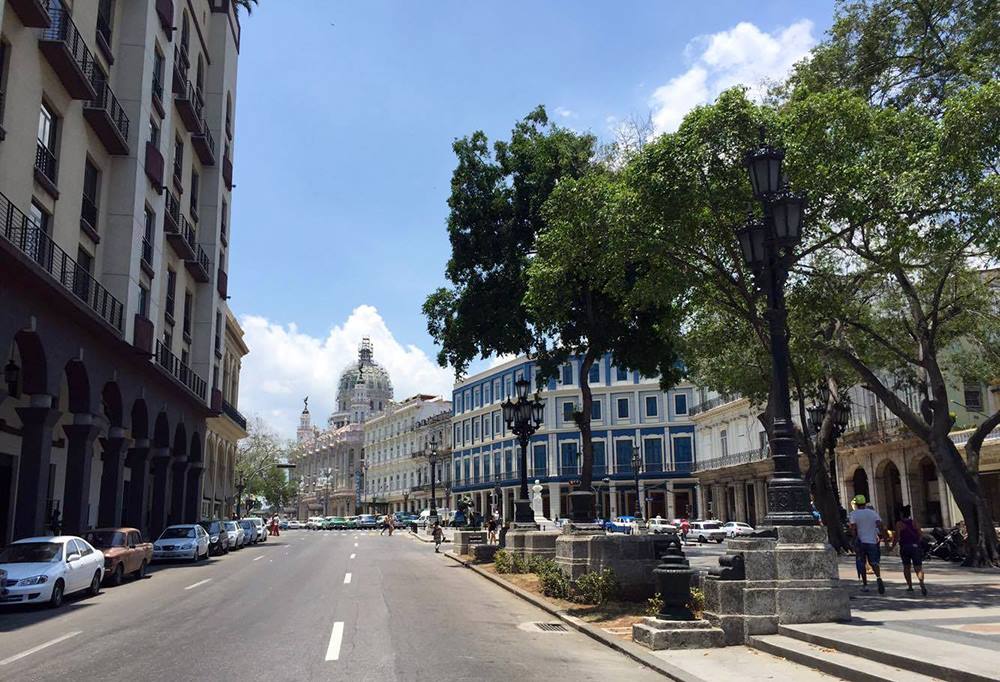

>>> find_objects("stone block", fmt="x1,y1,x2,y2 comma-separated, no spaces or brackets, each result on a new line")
775,584,851,624
523,530,560,559
774,546,839,581
453,530,487,556
504,527,535,559
472,544,498,564
555,532,666,598
632,617,726,650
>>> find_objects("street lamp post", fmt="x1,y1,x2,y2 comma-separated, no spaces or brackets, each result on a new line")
736,130,814,527
426,436,440,524
492,470,502,521
631,441,645,525
362,460,369,514
807,387,851,511
502,377,545,525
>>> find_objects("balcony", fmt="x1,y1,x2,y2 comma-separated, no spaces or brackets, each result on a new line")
171,44,189,95
216,267,228,299
133,314,154,355
693,446,770,473
83,75,129,155
80,193,99,242
0,190,124,333
689,393,741,416
156,0,174,36
165,213,196,261
163,189,180,233
192,120,215,165
222,400,247,431
155,340,207,401
222,155,233,190
39,2,97,100
140,236,154,277
34,142,59,197
174,80,203,133
9,0,51,28
184,243,211,283
144,141,164,191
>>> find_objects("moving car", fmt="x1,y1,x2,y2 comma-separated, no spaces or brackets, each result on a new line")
224,521,245,549
153,524,210,562
83,528,152,585
647,518,678,535
0,536,105,608
199,520,231,555
287,520,301,530
357,514,378,529
605,516,640,534
722,521,755,538
239,519,258,543
690,521,727,543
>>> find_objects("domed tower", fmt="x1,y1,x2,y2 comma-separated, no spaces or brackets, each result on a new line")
329,337,394,428
297,397,313,443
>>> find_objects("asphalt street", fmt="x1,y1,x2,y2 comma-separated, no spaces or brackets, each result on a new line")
0,530,663,681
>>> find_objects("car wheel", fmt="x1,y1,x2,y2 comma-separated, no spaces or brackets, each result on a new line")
48,579,65,608
135,560,147,579
190,550,199,563
699,535,706,543
111,562,125,586
717,538,724,544
89,571,102,597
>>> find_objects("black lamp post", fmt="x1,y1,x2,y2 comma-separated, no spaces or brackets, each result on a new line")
736,130,814,526
362,460,370,513
631,441,645,524
426,436,440,523
807,387,851,510
502,377,544,525
492,470,503,520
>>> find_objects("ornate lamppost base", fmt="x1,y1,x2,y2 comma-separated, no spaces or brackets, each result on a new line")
763,478,817,527
513,499,535,525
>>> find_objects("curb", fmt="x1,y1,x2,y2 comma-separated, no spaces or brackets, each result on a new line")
443,551,705,682
407,530,451,544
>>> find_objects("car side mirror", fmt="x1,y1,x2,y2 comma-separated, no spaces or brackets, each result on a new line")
67,553,81,562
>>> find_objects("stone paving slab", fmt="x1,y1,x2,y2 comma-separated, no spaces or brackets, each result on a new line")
653,644,845,681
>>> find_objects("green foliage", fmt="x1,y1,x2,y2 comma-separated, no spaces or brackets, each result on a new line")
233,0,258,14
572,568,620,605
538,568,572,599
238,417,295,512
494,550,515,574
687,588,705,615
645,592,664,617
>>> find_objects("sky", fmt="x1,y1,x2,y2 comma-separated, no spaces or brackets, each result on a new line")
229,0,837,438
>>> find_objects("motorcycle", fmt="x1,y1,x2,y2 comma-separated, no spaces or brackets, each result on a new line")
926,526,965,562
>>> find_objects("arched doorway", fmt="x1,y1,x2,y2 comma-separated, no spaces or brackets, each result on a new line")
879,461,903,526
918,457,942,527
851,468,870,503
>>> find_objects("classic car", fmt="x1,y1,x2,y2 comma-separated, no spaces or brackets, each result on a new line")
83,528,153,585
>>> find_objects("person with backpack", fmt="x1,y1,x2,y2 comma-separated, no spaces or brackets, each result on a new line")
849,494,885,594
892,505,927,596
432,522,444,553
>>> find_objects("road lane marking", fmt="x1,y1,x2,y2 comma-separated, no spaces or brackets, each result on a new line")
325,622,344,661
253,555,264,561
1,631,82,665
184,579,212,590
354,542,358,547
344,573,352,584
350,553,356,559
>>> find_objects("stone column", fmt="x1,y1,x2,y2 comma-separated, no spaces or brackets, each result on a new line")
937,472,952,527
62,419,102,534
170,459,189,524
609,484,619,517
695,483,706,520
125,441,151,534
898,454,912,508
97,428,130,528
666,481,676,520
548,481,561,519
13,400,61,539
637,480,646,519
149,448,171,538
735,481,747,522
185,465,205,522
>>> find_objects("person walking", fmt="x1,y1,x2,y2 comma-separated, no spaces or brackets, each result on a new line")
387,515,395,537
486,517,497,544
680,518,690,545
380,515,388,536
432,522,444,553
892,505,927,596
849,494,885,594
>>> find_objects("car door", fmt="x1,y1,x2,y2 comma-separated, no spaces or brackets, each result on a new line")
77,539,100,584
64,540,86,592
197,526,208,555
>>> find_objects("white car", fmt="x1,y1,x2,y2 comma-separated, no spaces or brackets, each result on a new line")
722,521,755,538
0,536,105,608
690,521,728,543
647,518,678,534
306,517,324,530
247,517,267,542
287,520,301,530
224,520,245,549
153,524,210,562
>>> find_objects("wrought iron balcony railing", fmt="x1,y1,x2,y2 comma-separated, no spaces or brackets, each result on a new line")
155,339,207,400
689,393,741,416
693,446,770,473
35,142,58,186
222,399,247,430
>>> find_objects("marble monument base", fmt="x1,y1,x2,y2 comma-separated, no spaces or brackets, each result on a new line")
632,617,726,650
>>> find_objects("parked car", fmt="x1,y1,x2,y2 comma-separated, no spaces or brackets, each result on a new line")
153,525,210,562
690,521,727,543
198,520,230,556
239,519,259,543
0,536,104,608
279,519,289,530
344,517,359,530
224,521,245,549
246,517,267,542
83,528,152,585
647,518,678,535
722,521,755,538
328,516,348,530
357,514,378,529
0,567,6,599
605,516,640,534
287,520,301,530
306,517,324,530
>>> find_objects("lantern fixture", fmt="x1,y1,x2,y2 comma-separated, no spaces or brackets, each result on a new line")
515,376,530,401
736,214,768,271
769,185,806,245
744,133,785,199
501,398,514,427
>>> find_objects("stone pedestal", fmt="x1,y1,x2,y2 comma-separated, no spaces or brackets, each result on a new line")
702,526,851,645
632,618,726,650
555,531,679,599
472,544,498,563
453,530,486,555
522,530,560,560
504,524,538,558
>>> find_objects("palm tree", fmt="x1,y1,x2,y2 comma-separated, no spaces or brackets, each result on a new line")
233,0,258,14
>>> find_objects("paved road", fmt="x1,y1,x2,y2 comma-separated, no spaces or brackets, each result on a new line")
0,530,662,681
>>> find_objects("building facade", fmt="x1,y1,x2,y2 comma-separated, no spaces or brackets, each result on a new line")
450,355,700,522
363,394,451,514
204,310,247,519
0,0,245,544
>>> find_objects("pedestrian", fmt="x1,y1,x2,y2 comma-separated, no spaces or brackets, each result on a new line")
432,522,444,553
49,506,62,536
849,494,885,594
380,515,388,536
487,517,497,544
680,518,690,545
892,505,927,596
387,515,395,537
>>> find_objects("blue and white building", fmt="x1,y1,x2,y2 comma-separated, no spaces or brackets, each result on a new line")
450,354,700,522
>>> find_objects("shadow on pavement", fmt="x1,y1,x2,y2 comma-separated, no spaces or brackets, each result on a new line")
0,594,97,632
849,583,1000,612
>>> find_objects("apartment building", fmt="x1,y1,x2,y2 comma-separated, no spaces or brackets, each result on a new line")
0,0,246,544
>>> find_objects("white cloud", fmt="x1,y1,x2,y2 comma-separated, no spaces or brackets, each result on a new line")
650,20,816,135
555,106,577,119
238,305,453,440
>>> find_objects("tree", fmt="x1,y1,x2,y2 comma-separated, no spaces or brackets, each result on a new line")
236,417,294,514
524,168,685,515
233,0,259,14
423,107,597,376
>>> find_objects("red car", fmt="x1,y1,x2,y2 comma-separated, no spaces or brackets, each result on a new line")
83,528,153,586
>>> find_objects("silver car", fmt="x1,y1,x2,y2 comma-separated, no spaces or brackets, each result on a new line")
224,521,245,549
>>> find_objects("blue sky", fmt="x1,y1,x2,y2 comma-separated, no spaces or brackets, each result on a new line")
229,1,837,437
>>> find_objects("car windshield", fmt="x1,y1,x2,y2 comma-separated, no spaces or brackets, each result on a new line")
199,521,220,533
83,531,125,548
160,527,195,539
0,542,62,563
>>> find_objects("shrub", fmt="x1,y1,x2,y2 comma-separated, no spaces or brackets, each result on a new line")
528,557,561,576
645,592,664,617
539,568,572,599
573,568,620,605
494,550,514,574
687,587,705,615
510,553,530,574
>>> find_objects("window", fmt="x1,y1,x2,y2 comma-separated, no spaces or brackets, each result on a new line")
36,102,59,183
464,391,470,411
593,441,607,476
483,415,491,438
80,160,101,235
645,395,658,418
138,284,150,318
74,247,93,302
617,397,630,419
190,170,200,220
720,429,728,458
181,12,190,51
483,382,491,404
493,412,501,435
644,438,663,472
163,330,172,352
504,376,512,399
589,363,599,384
964,382,983,411
560,441,578,474
673,393,688,415
97,0,114,47
220,199,228,242
463,458,470,483
615,439,633,473
591,399,602,420
473,419,480,441
454,460,461,484
493,379,501,403
225,94,233,136
0,41,9,128
214,310,222,354
532,444,546,476
463,421,469,444
673,436,693,470
561,363,573,385
173,136,183,181
152,48,165,100
504,449,513,476
165,269,176,319
563,401,575,423
474,387,481,409
616,366,628,382
182,291,193,340
473,457,480,482
27,202,51,267
454,424,460,445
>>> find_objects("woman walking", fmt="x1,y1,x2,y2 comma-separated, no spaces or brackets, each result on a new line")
892,505,927,596
432,522,444,553
486,517,497,544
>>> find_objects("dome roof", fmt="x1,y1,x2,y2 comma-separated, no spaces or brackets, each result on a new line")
335,338,393,412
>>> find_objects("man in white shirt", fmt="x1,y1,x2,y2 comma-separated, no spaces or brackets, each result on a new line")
849,494,885,594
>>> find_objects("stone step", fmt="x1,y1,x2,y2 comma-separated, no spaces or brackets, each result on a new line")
778,622,998,682
750,634,940,682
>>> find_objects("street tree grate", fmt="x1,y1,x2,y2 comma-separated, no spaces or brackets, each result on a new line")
534,622,568,632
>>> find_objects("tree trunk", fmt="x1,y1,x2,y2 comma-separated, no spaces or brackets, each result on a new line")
574,348,598,490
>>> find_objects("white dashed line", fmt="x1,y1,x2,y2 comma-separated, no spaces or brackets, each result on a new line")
184,579,212,590
354,542,358,547
343,573,352,584
349,553,355,559
253,555,264,561
325,622,344,661
0,631,82,666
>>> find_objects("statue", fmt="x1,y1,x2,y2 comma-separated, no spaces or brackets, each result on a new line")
303,396,309,411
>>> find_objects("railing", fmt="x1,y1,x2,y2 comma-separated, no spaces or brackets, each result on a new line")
693,446,770,472
87,73,129,142
155,340,206,400
152,71,163,101
0,189,124,332
141,236,153,266
194,118,215,156
164,190,180,226
173,44,189,82
951,425,1000,446
42,1,96,77
689,393,740,416
193,242,210,271
35,142,57,185
222,399,247,430
80,193,98,232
